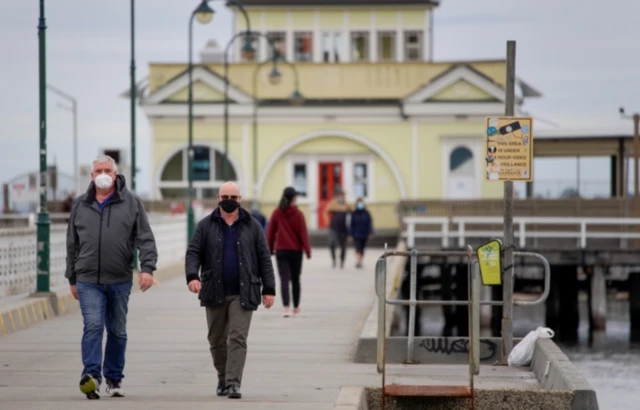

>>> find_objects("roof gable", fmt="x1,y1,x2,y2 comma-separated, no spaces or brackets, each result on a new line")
428,79,497,102
166,81,226,102
142,66,252,105
404,64,507,104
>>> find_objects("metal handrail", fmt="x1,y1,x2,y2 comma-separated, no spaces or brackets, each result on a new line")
375,244,552,404
402,215,640,248
377,251,551,307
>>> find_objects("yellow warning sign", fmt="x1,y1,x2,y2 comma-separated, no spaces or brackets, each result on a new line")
485,116,533,181
476,239,502,286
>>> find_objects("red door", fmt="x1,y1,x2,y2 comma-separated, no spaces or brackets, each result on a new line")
318,162,343,228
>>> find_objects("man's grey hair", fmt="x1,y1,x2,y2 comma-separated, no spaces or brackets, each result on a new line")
93,155,118,172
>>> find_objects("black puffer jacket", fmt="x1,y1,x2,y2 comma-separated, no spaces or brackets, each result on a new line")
185,207,276,310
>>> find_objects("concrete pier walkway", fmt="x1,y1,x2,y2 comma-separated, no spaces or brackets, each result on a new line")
0,248,384,410
0,247,556,410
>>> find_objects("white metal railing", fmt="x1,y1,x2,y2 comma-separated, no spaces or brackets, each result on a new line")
402,216,640,249
0,213,70,229
0,213,187,299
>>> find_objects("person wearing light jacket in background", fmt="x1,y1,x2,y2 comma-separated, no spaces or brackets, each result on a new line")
266,187,311,318
65,155,158,400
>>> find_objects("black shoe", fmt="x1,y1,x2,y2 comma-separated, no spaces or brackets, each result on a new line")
227,385,242,399
217,382,229,397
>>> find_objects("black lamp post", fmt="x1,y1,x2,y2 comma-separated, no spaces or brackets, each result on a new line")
187,0,253,241
252,54,304,208
36,0,50,293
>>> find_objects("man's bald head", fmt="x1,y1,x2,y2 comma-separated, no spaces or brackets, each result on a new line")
219,181,241,197
217,181,242,206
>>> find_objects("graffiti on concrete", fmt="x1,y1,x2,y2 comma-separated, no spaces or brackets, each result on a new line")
418,337,497,361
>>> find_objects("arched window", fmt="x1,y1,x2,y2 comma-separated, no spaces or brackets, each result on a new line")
449,146,475,177
158,145,237,199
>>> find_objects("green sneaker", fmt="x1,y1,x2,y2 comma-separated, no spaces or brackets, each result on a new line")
79,374,100,400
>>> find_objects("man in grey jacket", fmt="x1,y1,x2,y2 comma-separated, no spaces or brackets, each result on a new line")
185,181,275,400
65,155,157,400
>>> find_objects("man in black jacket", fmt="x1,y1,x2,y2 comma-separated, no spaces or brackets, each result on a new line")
65,155,157,400
185,181,276,400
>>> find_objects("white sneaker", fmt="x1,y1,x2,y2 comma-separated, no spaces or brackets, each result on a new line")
105,379,124,397
283,307,291,318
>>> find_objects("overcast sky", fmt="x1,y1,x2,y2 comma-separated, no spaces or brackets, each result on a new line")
0,0,638,198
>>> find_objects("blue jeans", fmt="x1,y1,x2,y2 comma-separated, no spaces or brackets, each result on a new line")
77,280,132,384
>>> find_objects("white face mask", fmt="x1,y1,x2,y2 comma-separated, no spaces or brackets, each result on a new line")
95,174,113,190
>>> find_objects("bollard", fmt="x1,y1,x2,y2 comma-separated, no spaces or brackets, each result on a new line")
589,265,607,332
440,263,455,337
558,265,580,343
545,265,560,337
454,263,469,337
629,272,640,343
491,285,502,337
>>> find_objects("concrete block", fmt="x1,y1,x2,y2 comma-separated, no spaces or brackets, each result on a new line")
334,386,368,409
0,297,54,336
530,339,599,410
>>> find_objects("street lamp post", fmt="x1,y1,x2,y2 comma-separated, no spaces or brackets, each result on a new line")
36,0,50,293
46,85,78,194
222,5,256,182
252,55,304,209
130,0,137,193
187,0,252,241
620,107,640,247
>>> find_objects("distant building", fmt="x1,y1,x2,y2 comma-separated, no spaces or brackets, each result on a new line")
3,166,73,213
2,148,134,213
140,0,542,229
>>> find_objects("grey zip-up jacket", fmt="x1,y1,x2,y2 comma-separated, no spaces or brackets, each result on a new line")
65,174,158,285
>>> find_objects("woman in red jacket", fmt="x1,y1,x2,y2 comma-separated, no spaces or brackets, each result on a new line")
266,187,312,317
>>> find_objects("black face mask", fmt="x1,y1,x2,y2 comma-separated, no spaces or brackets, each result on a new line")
219,199,240,213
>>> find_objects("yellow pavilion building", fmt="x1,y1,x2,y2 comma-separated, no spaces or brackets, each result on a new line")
140,0,542,229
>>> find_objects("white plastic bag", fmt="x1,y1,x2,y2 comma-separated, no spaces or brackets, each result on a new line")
507,327,555,367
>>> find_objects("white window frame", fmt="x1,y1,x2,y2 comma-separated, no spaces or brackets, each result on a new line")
293,31,314,62
292,162,310,199
377,31,396,62
321,31,343,63
285,154,375,203
266,31,287,60
158,147,229,199
285,153,375,229
404,30,424,62
440,137,482,199
349,31,370,62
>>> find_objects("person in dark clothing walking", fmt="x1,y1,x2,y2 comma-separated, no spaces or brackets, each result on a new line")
349,198,374,268
185,182,276,400
250,204,267,231
266,187,311,318
323,190,352,268
65,155,157,400
62,191,76,213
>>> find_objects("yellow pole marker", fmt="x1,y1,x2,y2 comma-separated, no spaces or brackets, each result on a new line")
59,297,66,314
16,308,25,329
22,306,30,326
8,311,17,332
0,315,7,336
31,303,38,322
43,300,51,319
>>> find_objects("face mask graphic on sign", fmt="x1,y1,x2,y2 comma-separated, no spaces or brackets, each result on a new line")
499,121,523,139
